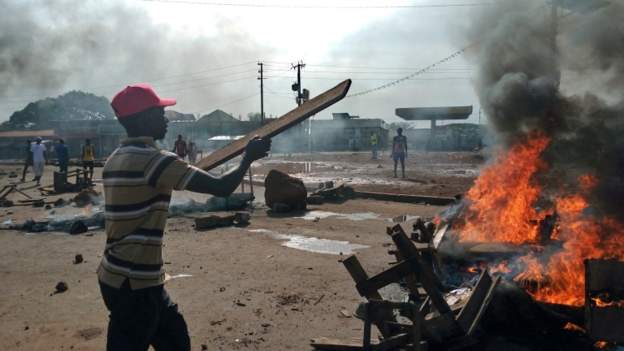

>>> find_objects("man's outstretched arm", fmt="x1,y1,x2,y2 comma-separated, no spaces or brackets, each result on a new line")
185,137,270,197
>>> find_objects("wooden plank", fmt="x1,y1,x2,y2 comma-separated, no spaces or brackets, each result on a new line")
456,270,500,336
343,256,397,338
388,225,451,315
343,256,384,301
196,79,351,171
357,259,416,296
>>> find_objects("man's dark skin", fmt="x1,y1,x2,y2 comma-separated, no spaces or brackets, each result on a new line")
119,106,270,195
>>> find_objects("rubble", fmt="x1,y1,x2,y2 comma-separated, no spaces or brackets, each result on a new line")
68,221,88,235
54,281,68,294
310,182,355,203
194,212,250,230
72,188,101,207
73,254,84,264
265,170,307,212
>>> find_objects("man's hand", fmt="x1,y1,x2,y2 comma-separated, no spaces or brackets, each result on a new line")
243,136,271,163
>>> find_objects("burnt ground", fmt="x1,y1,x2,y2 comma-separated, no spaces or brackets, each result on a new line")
0,151,481,350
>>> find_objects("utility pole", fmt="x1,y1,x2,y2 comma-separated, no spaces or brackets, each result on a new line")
257,62,265,124
291,61,306,106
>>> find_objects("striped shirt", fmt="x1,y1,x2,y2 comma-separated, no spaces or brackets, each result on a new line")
97,137,199,290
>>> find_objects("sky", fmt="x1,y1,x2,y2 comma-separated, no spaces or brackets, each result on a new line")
0,0,486,127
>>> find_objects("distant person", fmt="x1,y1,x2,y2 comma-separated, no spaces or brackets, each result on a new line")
172,134,187,159
392,128,407,178
370,132,379,159
55,139,69,173
187,140,197,164
81,138,96,182
21,139,33,182
31,137,47,185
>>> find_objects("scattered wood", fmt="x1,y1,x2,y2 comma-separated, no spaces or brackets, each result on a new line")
316,223,500,351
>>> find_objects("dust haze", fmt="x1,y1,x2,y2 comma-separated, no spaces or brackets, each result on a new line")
0,0,271,118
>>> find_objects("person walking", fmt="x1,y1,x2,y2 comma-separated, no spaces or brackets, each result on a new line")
172,134,187,159
21,139,33,182
81,139,96,183
31,137,47,185
391,128,408,178
54,139,69,173
99,83,270,350
370,132,379,159
187,140,197,164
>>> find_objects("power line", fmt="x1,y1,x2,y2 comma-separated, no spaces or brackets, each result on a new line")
140,0,495,9
346,44,474,97
265,76,471,81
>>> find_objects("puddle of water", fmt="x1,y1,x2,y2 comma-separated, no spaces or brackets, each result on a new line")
297,210,379,222
249,229,368,255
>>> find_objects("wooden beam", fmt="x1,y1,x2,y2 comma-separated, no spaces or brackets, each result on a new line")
356,259,416,296
388,225,451,315
196,79,351,171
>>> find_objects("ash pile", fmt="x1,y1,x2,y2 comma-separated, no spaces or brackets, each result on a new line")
313,217,624,350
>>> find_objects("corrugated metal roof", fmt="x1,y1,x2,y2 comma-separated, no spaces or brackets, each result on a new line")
0,129,57,138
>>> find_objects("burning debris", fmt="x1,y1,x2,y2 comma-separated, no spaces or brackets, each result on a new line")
436,0,624,312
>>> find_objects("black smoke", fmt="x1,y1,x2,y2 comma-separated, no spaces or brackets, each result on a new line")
466,0,624,220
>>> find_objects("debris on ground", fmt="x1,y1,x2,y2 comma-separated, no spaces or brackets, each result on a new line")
72,188,101,207
53,281,68,294
0,199,14,207
53,198,67,207
306,195,324,205
68,220,88,235
168,193,254,216
194,212,251,230
310,182,355,203
264,170,307,212
73,254,84,264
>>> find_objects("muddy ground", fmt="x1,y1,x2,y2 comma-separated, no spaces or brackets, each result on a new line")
0,151,481,350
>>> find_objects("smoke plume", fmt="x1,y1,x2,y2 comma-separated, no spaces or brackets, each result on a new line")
466,0,624,220
0,0,270,117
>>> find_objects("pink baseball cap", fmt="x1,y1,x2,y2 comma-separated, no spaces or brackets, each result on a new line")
111,83,176,118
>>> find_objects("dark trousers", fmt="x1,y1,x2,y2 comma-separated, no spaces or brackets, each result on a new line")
58,160,68,173
21,159,32,180
99,280,191,351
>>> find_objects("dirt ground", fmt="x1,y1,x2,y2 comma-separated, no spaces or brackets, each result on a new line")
252,151,483,197
0,152,479,350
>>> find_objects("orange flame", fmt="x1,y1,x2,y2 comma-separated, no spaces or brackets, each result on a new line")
591,297,624,308
458,134,550,244
457,133,624,306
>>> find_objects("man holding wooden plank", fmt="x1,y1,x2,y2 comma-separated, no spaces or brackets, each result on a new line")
98,79,350,350
98,83,270,350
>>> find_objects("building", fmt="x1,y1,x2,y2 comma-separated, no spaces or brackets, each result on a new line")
395,106,484,151
0,109,392,159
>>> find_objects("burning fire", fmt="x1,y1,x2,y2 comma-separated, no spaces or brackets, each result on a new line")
457,133,624,306
458,134,551,244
